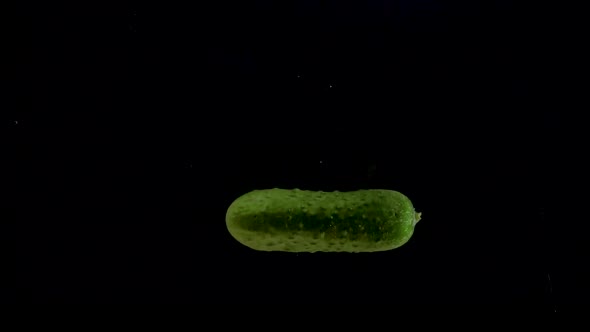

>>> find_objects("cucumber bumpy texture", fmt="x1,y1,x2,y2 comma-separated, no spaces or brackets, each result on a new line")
225,188,421,253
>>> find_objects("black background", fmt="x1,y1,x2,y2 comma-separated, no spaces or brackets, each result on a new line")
6,1,586,309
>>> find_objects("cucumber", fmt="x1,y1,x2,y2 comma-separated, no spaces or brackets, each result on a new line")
225,188,421,253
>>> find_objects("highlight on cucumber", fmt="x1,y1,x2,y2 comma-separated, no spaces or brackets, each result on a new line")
225,188,421,253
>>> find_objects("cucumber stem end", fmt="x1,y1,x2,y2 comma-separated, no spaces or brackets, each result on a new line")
414,212,422,226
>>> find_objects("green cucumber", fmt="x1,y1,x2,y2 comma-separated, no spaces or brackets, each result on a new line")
225,188,421,253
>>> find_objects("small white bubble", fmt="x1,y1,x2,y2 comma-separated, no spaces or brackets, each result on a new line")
329,84,333,88
14,120,18,125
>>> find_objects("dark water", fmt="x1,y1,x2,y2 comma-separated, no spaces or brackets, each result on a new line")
7,1,584,309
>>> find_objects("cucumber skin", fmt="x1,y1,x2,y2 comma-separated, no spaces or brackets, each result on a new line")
225,188,420,253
